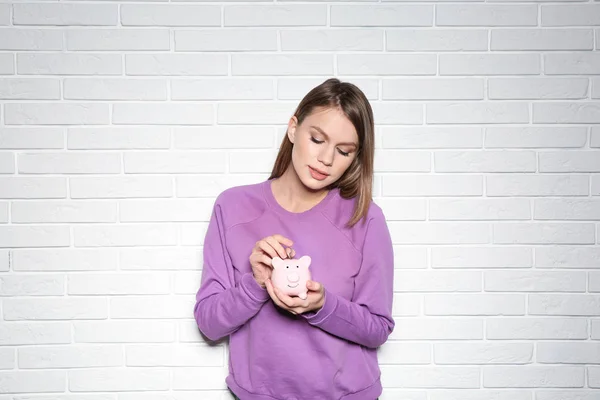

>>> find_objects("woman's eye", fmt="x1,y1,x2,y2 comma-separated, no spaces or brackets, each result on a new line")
310,137,323,144
338,149,350,157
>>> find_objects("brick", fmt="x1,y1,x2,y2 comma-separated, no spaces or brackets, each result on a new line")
537,343,600,364
64,78,167,101
18,53,122,75
382,175,483,196
0,153,15,174
535,246,600,269
0,348,15,369
434,343,533,364
484,271,586,292
383,78,484,100
281,30,383,51
0,29,63,50
74,321,175,343
69,368,170,392
68,127,170,150
0,177,67,199
3,297,107,320
388,222,490,244
5,103,109,125
534,103,600,124
121,4,220,26
126,344,223,367
70,176,173,199
175,30,277,51
494,223,595,244
440,54,540,75
338,54,437,75
225,5,326,26
489,78,589,100
376,198,426,221
13,3,117,26
378,342,431,365
12,201,117,223
485,127,587,147
0,274,64,296
217,102,295,124
66,29,170,51
124,151,226,174
487,318,587,340
73,224,178,247
483,366,584,388
18,153,121,174
19,345,122,369
0,371,65,393
0,128,64,149
539,152,600,172
541,5,600,26
430,198,531,220
120,248,199,271
381,127,482,148
529,294,600,316
12,249,118,271
113,103,213,125
437,5,537,26
171,79,273,100
278,78,378,100
110,295,192,319
381,366,479,388
0,54,14,75
232,54,333,76
390,318,483,340
331,5,433,27
425,294,525,316
432,247,532,268
0,226,70,248
172,367,227,390
386,29,487,51
534,199,600,220
374,150,431,172
434,151,535,172
119,199,213,222
393,270,481,292
229,150,278,173
0,322,69,345
545,53,600,75
174,127,274,149
68,272,170,295
486,174,589,197
491,29,593,50
125,54,227,76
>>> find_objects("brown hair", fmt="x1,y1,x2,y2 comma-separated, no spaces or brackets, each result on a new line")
269,78,375,227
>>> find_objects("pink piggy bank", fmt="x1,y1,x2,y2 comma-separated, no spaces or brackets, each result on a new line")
271,255,312,300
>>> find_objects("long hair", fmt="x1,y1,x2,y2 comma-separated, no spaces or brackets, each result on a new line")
269,78,375,228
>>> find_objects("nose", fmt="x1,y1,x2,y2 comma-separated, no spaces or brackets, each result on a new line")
287,272,299,283
317,146,334,167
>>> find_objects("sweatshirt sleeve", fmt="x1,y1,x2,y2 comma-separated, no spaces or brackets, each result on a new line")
301,210,395,349
193,199,270,341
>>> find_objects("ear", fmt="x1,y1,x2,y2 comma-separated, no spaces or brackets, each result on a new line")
272,257,283,269
287,116,298,144
298,255,311,268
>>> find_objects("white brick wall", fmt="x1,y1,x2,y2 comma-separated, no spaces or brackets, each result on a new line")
0,0,598,398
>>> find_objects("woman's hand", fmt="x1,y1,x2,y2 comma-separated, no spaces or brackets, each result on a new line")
249,234,295,288
265,279,325,315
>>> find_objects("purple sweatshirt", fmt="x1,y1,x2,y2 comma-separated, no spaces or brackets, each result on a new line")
194,179,395,400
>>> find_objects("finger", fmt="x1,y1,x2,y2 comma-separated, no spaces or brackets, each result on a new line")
256,240,278,259
265,236,288,259
266,280,291,311
272,234,293,248
307,280,322,292
273,287,302,308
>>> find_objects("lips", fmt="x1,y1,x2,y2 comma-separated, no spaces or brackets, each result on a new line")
309,166,329,181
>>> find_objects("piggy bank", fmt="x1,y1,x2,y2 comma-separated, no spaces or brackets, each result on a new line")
271,255,312,300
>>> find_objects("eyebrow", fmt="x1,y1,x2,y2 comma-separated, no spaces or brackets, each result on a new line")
310,125,358,148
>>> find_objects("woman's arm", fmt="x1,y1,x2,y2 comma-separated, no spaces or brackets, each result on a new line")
193,201,269,341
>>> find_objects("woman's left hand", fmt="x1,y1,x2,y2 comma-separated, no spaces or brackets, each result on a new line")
265,279,325,315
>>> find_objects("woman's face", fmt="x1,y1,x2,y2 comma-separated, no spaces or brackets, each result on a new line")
287,106,359,191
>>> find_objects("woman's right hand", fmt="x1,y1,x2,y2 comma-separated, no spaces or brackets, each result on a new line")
249,234,295,288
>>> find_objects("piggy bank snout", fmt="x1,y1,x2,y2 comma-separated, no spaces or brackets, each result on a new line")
287,272,300,283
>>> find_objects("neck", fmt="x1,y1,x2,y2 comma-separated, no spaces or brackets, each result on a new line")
271,164,330,213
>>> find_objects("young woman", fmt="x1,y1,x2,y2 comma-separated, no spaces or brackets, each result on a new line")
193,78,395,400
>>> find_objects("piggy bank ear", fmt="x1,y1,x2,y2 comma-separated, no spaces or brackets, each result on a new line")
272,257,283,269
298,255,311,268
